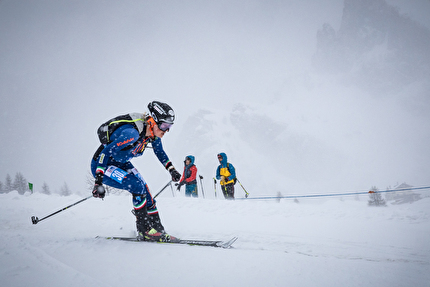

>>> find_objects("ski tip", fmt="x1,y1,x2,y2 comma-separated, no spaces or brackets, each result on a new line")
219,237,238,248
95,236,107,239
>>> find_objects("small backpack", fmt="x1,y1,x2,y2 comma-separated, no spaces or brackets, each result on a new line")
97,113,145,144
227,163,237,185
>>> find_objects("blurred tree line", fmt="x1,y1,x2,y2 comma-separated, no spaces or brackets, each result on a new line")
368,183,422,206
0,172,72,196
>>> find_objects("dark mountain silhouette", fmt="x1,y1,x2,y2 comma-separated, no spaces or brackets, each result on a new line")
313,0,430,95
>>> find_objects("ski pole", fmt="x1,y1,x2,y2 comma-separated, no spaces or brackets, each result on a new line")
236,178,249,198
213,178,217,198
199,175,205,198
153,180,173,199
31,195,93,224
169,181,175,197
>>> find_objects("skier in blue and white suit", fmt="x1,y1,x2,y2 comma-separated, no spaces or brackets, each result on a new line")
91,101,181,242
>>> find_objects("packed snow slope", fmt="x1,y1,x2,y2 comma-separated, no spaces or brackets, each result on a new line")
1,190,429,287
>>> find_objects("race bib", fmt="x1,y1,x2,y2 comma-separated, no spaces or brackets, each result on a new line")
105,166,128,183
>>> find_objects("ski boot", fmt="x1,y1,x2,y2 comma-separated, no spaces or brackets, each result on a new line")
134,206,176,242
148,211,178,242
138,228,174,242
148,209,165,233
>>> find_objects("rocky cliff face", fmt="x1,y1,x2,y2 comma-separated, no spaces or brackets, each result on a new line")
313,0,430,95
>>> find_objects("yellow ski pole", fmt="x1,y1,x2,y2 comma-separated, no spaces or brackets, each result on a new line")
236,178,249,198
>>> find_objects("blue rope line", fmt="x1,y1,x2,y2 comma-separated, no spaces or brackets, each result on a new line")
237,185,430,200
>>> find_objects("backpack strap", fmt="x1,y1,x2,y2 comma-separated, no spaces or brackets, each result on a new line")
145,116,156,138
107,114,145,142
227,163,237,184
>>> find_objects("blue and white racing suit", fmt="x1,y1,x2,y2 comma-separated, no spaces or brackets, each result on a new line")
91,124,172,215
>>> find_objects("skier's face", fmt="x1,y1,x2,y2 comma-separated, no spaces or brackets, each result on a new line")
153,124,167,138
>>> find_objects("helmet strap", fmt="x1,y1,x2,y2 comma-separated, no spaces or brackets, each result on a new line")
146,116,156,138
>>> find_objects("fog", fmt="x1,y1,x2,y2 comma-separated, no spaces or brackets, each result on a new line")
1,0,429,196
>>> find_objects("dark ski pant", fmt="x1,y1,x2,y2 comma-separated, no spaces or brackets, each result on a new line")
185,184,198,197
221,183,234,200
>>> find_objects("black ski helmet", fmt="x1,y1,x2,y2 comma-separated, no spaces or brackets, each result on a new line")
148,101,175,125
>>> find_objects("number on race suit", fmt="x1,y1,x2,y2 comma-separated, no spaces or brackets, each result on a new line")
105,166,128,183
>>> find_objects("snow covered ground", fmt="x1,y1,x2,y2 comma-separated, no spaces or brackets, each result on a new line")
1,190,429,287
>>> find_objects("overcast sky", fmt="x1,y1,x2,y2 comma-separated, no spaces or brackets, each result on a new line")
1,0,429,195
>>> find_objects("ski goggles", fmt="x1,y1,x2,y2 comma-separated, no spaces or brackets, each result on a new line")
158,122,173,132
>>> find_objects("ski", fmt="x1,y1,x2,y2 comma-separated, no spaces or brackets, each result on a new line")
96,236,238,249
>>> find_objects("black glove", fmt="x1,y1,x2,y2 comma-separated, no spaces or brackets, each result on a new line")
92,184,106,198
168,167,181,182
176,181,184,191
93,172,106,199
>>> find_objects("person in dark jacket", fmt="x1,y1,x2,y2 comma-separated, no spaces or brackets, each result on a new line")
91,101,181,242
177,155,198,197
215,152,236,200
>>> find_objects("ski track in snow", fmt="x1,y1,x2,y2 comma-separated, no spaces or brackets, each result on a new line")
1,191,430,287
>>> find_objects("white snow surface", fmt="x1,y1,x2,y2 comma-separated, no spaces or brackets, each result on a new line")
1,190,430,287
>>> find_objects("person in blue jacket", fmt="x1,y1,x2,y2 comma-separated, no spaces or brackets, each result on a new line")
216,152,236,200
91,101,181,242
177,155,198,197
